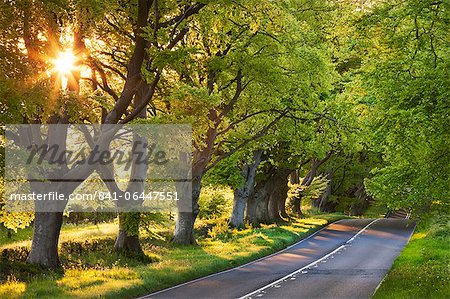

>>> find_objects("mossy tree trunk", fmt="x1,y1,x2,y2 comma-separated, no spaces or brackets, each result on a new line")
230,150,263,228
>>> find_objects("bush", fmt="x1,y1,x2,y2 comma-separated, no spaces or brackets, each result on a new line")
1,247,29,263
333,196,368,216
198,187,233,219
0,238,159,283
427,214,450,239
207,218,232,240
64,211,116,225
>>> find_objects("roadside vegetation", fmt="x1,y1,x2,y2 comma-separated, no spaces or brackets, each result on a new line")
0,194,346,299
374,214,450,299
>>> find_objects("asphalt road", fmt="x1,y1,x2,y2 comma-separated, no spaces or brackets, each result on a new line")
141,218,415,299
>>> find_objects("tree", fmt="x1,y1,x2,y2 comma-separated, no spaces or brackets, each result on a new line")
1,0,208,266
355,0,450,214
229,149,263,227
163,0,339,242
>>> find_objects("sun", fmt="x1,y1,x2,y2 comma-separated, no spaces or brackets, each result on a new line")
52,51,77,75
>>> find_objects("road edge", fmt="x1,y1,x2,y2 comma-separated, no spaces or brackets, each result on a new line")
237,218,380,299
370,221,417,298
137,218,347,299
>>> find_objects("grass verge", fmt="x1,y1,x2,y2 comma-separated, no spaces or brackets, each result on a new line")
374,214,449,299
0,213,346,299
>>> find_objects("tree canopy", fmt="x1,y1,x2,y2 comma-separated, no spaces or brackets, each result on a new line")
0,0,448,267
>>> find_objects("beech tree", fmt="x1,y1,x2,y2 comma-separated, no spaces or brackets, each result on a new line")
356,0,450,214
161,0,339,242
1,0,208,266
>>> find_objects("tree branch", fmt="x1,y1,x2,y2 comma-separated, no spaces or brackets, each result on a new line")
205,110,288,172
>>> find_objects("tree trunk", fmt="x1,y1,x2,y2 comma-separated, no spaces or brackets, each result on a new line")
26,212,63,268
172,176,201,244
229,150,263,228
230,190,247,228
278,182,290,219
318,170,333,212
246,179,271,225
245,191,258,224
277,170,291,218
292,196,304,217
267,169,290,221
254,186,271,223
114,212,143,253
25,122,72,268
115,230,142,252
114,133,147,253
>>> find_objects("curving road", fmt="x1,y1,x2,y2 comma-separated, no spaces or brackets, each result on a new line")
140,218,415,299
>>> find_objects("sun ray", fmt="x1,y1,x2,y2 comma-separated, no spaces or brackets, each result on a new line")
50,51,77,89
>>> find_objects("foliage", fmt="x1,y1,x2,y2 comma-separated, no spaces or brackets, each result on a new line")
331,196,367,216
197,187,233,220
288,176,329,203
356,0,450,214
202,154,245,189
207,217,232,241
0,134,34,232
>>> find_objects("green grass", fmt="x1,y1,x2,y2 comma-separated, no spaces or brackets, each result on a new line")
0,222,119,249
374,215,450,299
0,213,346,299
0,227,33,246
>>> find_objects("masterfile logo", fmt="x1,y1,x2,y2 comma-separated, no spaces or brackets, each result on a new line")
4,124,192,213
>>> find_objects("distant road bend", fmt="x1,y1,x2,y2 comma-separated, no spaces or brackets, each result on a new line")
140,218,416,299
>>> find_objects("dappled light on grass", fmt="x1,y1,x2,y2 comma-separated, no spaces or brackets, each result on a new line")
410,232,426,241
57,269,142,298
0,215,345,298
0,222,119,250
0,280,25,299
